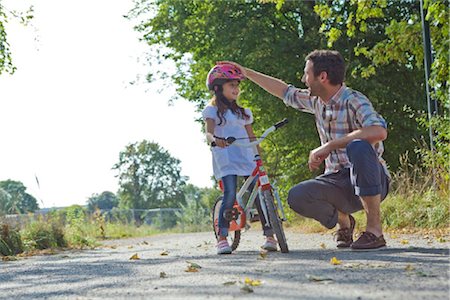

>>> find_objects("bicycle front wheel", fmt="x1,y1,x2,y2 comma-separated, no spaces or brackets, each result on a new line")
262,189,289,253
212,196,241,251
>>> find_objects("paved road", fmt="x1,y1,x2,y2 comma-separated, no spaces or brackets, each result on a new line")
1,230,449,299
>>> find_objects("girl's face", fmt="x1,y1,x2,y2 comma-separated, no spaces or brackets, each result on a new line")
221,80,240,102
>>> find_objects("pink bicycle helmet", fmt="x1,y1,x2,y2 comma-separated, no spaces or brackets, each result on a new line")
206,63,245,90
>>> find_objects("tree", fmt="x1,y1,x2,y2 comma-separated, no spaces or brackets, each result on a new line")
0,2,33,75
0,180,38,214
128,0,438,196
86,191,119,212
313,0,449,187
128,0,325,196
113,140,187,209
175,184,211,231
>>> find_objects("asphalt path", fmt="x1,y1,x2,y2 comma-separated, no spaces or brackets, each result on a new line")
1,230,449,299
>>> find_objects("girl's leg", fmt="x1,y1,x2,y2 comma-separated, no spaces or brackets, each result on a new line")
218,175,237,239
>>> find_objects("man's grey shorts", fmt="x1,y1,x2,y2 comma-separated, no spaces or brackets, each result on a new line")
287,140,390,229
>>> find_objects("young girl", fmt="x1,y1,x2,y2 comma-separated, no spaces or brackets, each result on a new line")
202,63,278,254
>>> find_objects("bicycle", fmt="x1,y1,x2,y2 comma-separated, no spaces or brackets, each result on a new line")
211,119,289,253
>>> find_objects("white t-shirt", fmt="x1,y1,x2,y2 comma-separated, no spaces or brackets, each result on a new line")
202,105,257,179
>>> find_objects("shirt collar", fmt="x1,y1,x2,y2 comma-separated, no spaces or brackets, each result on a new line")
327,84,346,106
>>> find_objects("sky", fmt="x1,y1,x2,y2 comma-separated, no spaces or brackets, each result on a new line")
0,0,213,208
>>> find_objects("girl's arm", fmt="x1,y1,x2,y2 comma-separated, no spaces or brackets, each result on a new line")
205,118,227,148
245,124,261,155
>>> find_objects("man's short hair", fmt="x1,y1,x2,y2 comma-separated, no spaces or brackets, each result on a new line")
305,50,346,85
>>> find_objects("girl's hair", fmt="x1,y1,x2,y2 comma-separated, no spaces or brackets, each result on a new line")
210,83,250,126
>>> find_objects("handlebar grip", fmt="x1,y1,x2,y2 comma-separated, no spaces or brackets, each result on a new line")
274,118,289,129
211,136,236,147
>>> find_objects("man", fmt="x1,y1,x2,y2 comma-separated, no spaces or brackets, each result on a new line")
222,49,390,250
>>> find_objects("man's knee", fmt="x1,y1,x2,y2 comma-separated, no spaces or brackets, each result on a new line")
346,139,372,156
287,183,310,216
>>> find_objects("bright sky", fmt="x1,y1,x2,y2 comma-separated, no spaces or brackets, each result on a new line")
0,0,213,208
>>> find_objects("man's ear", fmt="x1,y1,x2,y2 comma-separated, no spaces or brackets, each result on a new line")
319,71,328,82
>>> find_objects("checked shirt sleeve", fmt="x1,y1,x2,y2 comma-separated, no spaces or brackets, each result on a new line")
349,95,387,129
283,85,316,114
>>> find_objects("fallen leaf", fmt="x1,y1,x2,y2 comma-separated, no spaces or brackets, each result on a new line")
390,234,398,239
1,256,17,261
160,272,167,278
223,281,236,286
437,237,446,243
160,250,169,256
330,257,342,265
405,265,415,271
240,285,254,293
320,243,326,249
244,277,262,286
129,253,140,260
128,246,134,249
185,266,199,272
142,241,149,245
416,271,437,277
400,239,409,245
186,261,202,269
258,250,268,259
306,274,333,282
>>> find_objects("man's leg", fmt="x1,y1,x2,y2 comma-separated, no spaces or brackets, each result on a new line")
360,195,382,237
346,139,389,249
287,169,362,230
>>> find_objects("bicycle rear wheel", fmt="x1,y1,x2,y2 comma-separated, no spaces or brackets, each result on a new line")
262,190,289,253
212,196,241,250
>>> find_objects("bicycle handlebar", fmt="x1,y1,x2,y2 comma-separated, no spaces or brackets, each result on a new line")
211,118,288,147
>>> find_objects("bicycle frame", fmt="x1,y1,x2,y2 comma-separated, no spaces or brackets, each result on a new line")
219,119,289,233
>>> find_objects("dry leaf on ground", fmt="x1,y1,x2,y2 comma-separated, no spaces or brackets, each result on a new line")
306,274,333,282
330,257,342,265
129,253,140,260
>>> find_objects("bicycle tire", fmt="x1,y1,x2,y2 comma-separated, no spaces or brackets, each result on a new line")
262,189,289,253
212,196,241,251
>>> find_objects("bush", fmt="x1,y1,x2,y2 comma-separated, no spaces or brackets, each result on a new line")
0,223,23,256
21,217,67,250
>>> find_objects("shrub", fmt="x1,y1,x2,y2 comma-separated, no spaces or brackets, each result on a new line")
0,223,23,256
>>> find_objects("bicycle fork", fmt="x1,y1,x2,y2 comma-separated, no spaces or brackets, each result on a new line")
271,182,287,222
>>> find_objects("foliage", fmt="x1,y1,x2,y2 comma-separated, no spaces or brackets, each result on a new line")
113,140,187,209
128,0,433,201
63,205,93,248
382,155,449,229
129,0,326,202
0,223,23,255
0,2,34,75
313,0,449,186
175,184,212,231
87,191,119,212
21,217,66,250
0,180,38,214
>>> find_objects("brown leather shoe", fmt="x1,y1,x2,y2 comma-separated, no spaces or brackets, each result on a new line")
335,214,355,248
351,231,386,250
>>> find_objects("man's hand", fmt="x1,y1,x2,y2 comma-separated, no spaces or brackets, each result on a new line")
308,143,332,171
217,61,248,77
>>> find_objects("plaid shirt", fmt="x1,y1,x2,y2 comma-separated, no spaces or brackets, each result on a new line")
283,84,389,175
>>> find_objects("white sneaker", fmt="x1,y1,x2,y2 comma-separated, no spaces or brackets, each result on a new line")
217,240,232,255
262,236,278,252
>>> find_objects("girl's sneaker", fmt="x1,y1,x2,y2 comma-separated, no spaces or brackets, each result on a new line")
262,236,278,252
217,240,232,254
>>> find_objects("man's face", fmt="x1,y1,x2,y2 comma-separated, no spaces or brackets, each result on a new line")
301,60,323,97
221,80,240,101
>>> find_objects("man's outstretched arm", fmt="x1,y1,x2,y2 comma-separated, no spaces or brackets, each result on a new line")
219,61,288,100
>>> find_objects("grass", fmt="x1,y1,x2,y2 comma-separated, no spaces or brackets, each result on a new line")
1,159,448,258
